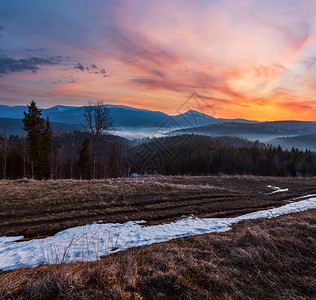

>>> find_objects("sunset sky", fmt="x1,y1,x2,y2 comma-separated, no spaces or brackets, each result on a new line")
0,0,316,121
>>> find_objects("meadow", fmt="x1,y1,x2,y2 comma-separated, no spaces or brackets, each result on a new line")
1,176,316,299
1,176,315,239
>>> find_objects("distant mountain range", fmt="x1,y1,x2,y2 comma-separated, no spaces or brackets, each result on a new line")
0,104,315,151
0,104,256,133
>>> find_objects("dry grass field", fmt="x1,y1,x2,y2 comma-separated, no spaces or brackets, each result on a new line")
1,208,315,299
0,176,315,239
0,176,316,299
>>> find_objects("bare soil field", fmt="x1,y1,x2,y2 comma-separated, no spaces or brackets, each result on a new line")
1,208,315,299
0,176,315,239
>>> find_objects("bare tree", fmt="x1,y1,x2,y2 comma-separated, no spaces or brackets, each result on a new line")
21,131,27,178
57,144,66,179
70,137,76,179
0,122,9,179
84,101,112,179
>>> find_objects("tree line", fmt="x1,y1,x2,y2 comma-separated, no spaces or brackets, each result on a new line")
128,135,316,177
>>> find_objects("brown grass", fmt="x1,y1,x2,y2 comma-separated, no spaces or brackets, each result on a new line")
1,176,315,239
0,209,315,299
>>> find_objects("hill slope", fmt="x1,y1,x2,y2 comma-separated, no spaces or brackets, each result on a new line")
267,134,316,151
128,135,316,176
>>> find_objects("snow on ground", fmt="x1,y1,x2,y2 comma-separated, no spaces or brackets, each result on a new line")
267,185,289,193
0,236,24,247
1,196,316,271
286,194,316,203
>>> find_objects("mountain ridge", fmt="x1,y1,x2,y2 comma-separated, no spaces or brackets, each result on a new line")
0,104,259,129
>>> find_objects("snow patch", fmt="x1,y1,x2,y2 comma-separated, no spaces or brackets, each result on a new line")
267,185,289,193
1,197,316,271
0,235,24,246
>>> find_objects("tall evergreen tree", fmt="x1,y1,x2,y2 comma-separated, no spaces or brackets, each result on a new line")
22,101,45,179
78,137,90,179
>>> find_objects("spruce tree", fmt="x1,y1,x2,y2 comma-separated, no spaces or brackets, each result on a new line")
22,101,45,179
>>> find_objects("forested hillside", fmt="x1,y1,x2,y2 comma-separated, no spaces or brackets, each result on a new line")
129,135,316,176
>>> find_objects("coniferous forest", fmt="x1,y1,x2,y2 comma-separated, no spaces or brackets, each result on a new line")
0,102,316,180
129,135,316,177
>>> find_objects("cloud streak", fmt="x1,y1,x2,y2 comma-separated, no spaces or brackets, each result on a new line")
0,56,62,76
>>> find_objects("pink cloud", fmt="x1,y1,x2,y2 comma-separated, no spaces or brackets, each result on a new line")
2,0,316,120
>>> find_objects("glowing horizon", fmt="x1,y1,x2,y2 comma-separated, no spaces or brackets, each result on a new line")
0,0,316,121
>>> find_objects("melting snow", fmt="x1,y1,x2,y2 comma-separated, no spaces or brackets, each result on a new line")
1,196,316,271
267,185,289,193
